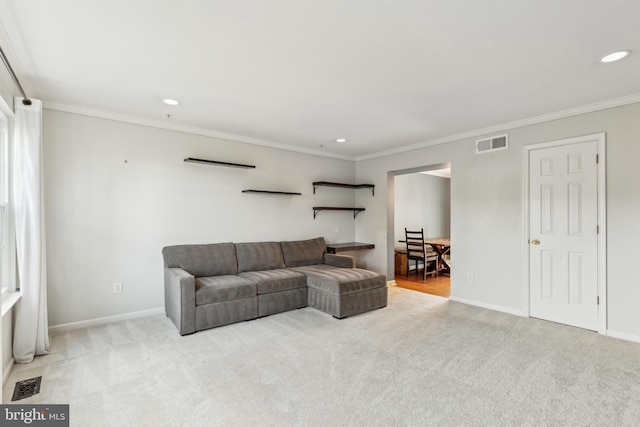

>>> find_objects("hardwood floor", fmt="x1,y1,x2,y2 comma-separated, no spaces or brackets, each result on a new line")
394,271,450,298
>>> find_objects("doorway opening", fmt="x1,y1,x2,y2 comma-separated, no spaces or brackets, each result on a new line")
387,162,452,298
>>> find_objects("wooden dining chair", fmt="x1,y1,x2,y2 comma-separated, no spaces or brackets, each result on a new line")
404,228,438,280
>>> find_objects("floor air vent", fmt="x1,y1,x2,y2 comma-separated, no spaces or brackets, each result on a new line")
476,134,508,154
12,376,42,401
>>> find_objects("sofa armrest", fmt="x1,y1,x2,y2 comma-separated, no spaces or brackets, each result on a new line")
164,267,196,335
324,253,355,268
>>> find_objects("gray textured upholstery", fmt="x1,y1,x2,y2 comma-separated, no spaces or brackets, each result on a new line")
324,253,355,268
195,297,258,330
280,237,326,267
293,264,387,319
291,264,386,295
164,268,196,335
258,288,307,317
236,241,286,273
163,243,238,277
162,237,387,335
239,269,306,294
239,266,307,316
308,286,387,319
195,276,256,305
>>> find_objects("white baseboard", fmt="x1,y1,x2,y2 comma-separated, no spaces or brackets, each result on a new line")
606,329,640,344
449,296,525,317
449,299,640,344
48,307,165,333
387,280,397,286
3,357,14,386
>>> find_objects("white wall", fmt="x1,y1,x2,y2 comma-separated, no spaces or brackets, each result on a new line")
394,173,450,244
355,101,640,338
2,312,12,381
43,110,357,327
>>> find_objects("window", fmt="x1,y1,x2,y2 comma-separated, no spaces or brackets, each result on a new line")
0,110,11,293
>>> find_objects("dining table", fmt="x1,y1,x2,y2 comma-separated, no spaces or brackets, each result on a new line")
424,237,451,275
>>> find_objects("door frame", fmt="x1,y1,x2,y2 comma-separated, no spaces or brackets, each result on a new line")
521,133,607,334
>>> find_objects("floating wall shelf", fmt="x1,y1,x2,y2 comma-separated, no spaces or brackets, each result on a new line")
184,157,256,169
313,207,365,219
312,181,375,196
325,242,375,253
242,190,302,195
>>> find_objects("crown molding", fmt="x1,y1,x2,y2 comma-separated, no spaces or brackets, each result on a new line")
42,101,356,162
42,92,640,164
355,93,640,161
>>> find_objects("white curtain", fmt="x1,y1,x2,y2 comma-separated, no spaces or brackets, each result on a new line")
13,97,49,363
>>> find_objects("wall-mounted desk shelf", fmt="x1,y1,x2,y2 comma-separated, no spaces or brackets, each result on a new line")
313,207,365,219
184,157,256,169
326,242,375,253
312,181,375,196
242,190,302,195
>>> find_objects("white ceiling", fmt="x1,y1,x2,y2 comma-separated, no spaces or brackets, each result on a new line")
1,0,639,160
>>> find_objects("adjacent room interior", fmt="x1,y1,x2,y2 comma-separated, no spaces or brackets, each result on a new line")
392,163,451,298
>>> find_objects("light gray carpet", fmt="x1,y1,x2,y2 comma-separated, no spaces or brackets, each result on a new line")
4,286,640,426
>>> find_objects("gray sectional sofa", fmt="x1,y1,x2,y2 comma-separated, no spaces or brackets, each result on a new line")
162,237,387,335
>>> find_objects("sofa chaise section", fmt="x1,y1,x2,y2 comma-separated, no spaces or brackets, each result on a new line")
280,237,388,319
291,264,387,318
162,243,257,335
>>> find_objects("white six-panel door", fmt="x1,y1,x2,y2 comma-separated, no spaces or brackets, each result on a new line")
529,139,599,330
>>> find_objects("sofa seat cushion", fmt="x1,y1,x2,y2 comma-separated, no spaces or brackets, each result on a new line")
239,269,307,294
195,276,256,306
291,265,386,296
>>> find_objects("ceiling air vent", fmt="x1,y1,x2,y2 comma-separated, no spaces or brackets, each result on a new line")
476,134,508,154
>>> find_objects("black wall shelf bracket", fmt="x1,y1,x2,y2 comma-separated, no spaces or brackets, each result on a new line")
313,207,365,219
242,190,302,195
184,157,256,169
312,181,375,196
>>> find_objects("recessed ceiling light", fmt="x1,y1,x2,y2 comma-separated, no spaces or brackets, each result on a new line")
163,98,180,106
600,50,630,63
335,138,347,143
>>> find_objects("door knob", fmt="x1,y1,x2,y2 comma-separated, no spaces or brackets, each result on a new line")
531,239,540,245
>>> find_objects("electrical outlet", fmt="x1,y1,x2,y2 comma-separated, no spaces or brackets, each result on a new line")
334,228,339,233
113,282,123,294
466,273,474,282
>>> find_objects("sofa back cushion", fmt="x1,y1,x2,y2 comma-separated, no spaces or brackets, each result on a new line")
280,237,326,267
236,241,286,273
162,243,238,277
